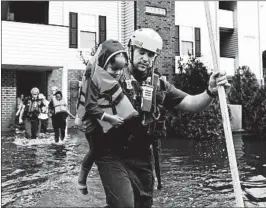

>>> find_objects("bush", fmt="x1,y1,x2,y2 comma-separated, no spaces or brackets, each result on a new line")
173,56,209,95
167,56,227,140
228,66,259,106
228,66,266,137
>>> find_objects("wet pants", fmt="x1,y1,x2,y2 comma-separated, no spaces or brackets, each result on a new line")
24,118,39,139
95,154,154,208
52,112,67,142
38,118,48,134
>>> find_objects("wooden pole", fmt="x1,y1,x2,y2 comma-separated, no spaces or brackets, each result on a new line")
204,2,244,207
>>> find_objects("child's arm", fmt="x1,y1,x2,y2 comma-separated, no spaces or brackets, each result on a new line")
102,113,124,126
66,110,75,119
83,77,106,121
83,77,124,126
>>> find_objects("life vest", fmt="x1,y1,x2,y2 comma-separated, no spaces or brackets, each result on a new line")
75,63,138,133
38,100,49,119
53,97,68,114
28,99,40,113
23,97,41,119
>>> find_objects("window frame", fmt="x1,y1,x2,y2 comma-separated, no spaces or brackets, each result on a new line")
79,30,97,50
175,25,201,58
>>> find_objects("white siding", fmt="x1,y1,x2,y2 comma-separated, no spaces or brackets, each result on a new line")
60,1,121,69
49,1,64,25
121,1,135,47
2,2,121,70
2,21,68,67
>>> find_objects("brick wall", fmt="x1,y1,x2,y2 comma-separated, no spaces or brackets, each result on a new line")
135,1,176,82
47,69,63,100
1,70,17,131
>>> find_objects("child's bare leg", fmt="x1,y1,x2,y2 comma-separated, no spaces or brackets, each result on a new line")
77,148,95,195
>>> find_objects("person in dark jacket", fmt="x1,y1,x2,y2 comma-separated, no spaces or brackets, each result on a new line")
19,88,42,139
81,28,231,208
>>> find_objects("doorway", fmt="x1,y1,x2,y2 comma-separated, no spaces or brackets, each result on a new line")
9,1,49,24
16,71,47,98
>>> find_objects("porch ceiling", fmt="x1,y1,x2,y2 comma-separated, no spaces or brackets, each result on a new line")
1,64,62,71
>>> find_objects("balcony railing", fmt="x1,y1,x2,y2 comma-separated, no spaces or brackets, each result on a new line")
220,57,235,76
2,21,69,67
218,9,234,29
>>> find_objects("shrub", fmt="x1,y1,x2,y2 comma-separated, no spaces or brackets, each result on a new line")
228,66,259,106
173,56,209,95
228,66,266,137
167,56,227,140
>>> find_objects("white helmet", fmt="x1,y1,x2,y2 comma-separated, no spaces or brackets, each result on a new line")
128,28,163,55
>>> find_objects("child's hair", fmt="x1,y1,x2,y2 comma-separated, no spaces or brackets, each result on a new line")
109,52,128,66
54,91,63,97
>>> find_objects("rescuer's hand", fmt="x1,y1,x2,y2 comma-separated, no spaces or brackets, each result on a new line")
208,71,231,94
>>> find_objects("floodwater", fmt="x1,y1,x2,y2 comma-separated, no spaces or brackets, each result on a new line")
1,129,266,207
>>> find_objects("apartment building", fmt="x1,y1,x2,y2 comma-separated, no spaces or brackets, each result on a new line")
174,1,265,84
1,1,265,131
1,1,121,131
121,1,265,80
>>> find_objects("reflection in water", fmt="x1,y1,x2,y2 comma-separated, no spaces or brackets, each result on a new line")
1,131,266,207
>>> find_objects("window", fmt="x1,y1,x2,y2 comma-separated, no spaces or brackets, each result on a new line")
80,31,96,49
79,13,96,49
181,41,193,56
178,26,201,57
